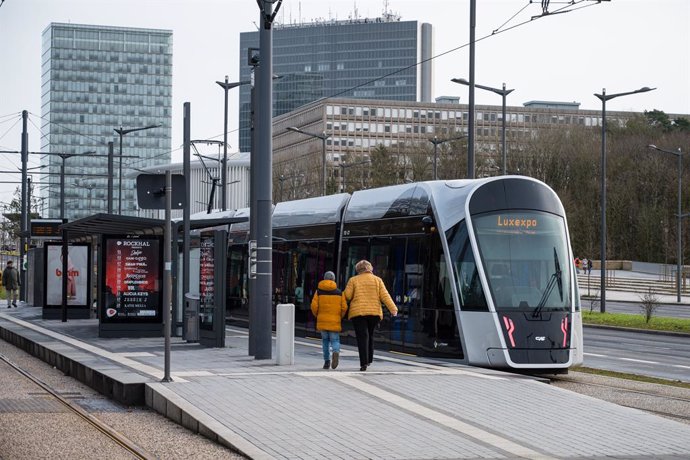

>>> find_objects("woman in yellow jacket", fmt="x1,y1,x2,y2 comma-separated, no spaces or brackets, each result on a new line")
343,260,398,371
310,271,348,369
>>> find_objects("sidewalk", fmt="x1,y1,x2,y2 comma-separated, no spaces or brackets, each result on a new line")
2,305,690,460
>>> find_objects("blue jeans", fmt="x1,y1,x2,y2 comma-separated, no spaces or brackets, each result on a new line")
321,331,340,361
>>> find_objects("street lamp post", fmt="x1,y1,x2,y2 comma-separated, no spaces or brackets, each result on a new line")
451,78,514,175
338,160,370,192
649,144,684,302
216,77,250,211
114,124,161,215
594,86,655,313
286,127,330,196
277,173,304,202
429,135,467,180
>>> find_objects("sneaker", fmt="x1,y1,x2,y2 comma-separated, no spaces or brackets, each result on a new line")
360,365,367,372
331,352,339,369
323,360,330,369
12,302,17,308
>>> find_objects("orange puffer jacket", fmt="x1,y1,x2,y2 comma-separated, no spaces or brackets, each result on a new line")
343,272,398,320
310,279,348,332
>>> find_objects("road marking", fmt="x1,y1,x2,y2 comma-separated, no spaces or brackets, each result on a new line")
618,358,658,364
584,352,607,357
673,364,690,370
336,375,554,460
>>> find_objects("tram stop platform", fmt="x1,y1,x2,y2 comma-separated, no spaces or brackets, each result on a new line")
1,305,690,460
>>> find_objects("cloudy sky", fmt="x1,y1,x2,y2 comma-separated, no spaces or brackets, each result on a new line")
0,0,688,208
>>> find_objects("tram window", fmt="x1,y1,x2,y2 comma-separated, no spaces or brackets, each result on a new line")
445,220,488,311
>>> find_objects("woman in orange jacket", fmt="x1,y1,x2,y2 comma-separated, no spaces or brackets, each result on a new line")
343,260,398,371
310,271,348,369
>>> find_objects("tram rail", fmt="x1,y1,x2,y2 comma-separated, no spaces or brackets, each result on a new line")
550,373,690,424
0,352,156,460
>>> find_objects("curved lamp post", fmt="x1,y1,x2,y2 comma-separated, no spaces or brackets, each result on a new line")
593,86,655,313
114,124,161,215
429,135,467,180
649,144,684,302
216,77,250,211
451,78,513,175
287,127,330,196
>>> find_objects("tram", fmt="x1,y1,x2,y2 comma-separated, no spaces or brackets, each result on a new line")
223,176,584,372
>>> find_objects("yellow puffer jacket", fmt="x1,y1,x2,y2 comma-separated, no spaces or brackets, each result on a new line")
343,272,398,320
310,280,348,332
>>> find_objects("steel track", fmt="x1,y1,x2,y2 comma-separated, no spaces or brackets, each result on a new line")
0,352,156,460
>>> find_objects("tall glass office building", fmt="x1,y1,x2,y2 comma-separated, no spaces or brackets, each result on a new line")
40,23,172,219
238,16,432,152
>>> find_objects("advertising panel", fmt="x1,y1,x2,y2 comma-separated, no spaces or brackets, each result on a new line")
44,243,90,308
199,233,215,331
102,236,162,323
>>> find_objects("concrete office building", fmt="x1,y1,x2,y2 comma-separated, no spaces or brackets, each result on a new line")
40,23,172,219
135,153,250,219
238,13,433,152
272,97,650,198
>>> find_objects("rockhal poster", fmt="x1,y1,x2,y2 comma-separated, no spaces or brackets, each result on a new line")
45,243,90,307
102,236,162,323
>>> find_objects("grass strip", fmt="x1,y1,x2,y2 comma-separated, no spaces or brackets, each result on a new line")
582,311,690,334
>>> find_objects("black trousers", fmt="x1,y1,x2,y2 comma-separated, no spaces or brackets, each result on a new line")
351,315,379,367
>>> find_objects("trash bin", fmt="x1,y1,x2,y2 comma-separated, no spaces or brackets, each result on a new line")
184,293,200,343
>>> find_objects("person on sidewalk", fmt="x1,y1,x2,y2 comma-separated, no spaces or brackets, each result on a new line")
310,271,348,370
343,260,398,372
2,260,20,308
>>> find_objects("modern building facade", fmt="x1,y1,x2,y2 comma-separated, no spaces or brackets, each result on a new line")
272,97,650,199
238,14,432,152
40,23,172,220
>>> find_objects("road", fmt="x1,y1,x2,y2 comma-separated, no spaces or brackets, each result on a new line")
583,326,690,383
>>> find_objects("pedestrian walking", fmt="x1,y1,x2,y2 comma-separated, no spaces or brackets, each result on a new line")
582,258,589,275
310,271,348,370
2,260,20,308
343,260,398,371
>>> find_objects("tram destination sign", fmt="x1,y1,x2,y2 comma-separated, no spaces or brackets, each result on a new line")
31,219,63,239
101,235,162,323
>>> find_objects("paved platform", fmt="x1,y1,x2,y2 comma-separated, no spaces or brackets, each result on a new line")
2,305,690,460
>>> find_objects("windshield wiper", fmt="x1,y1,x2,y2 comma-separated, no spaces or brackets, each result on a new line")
533,247,563,317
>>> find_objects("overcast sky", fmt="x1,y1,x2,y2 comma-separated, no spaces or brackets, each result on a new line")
0,0,688,208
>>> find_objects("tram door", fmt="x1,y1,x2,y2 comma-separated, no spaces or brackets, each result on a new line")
342,236,423,354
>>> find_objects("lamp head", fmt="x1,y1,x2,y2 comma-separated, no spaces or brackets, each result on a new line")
451,78,469,86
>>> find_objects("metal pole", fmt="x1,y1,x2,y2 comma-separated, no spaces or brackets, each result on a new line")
20,110,28,301
501,84,507,175
222,76,229,211
183,102,191,337
255,0,278,360
600,91,607,313
467,0,476,179
678,152,682,302
248,74,257,356
433,138,438,180
60,157,67,322
107,142,114,214
322,135,326,196
118,130,123,215
162,169,172,382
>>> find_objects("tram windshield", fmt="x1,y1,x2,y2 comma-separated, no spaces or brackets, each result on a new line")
472,211,572,312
